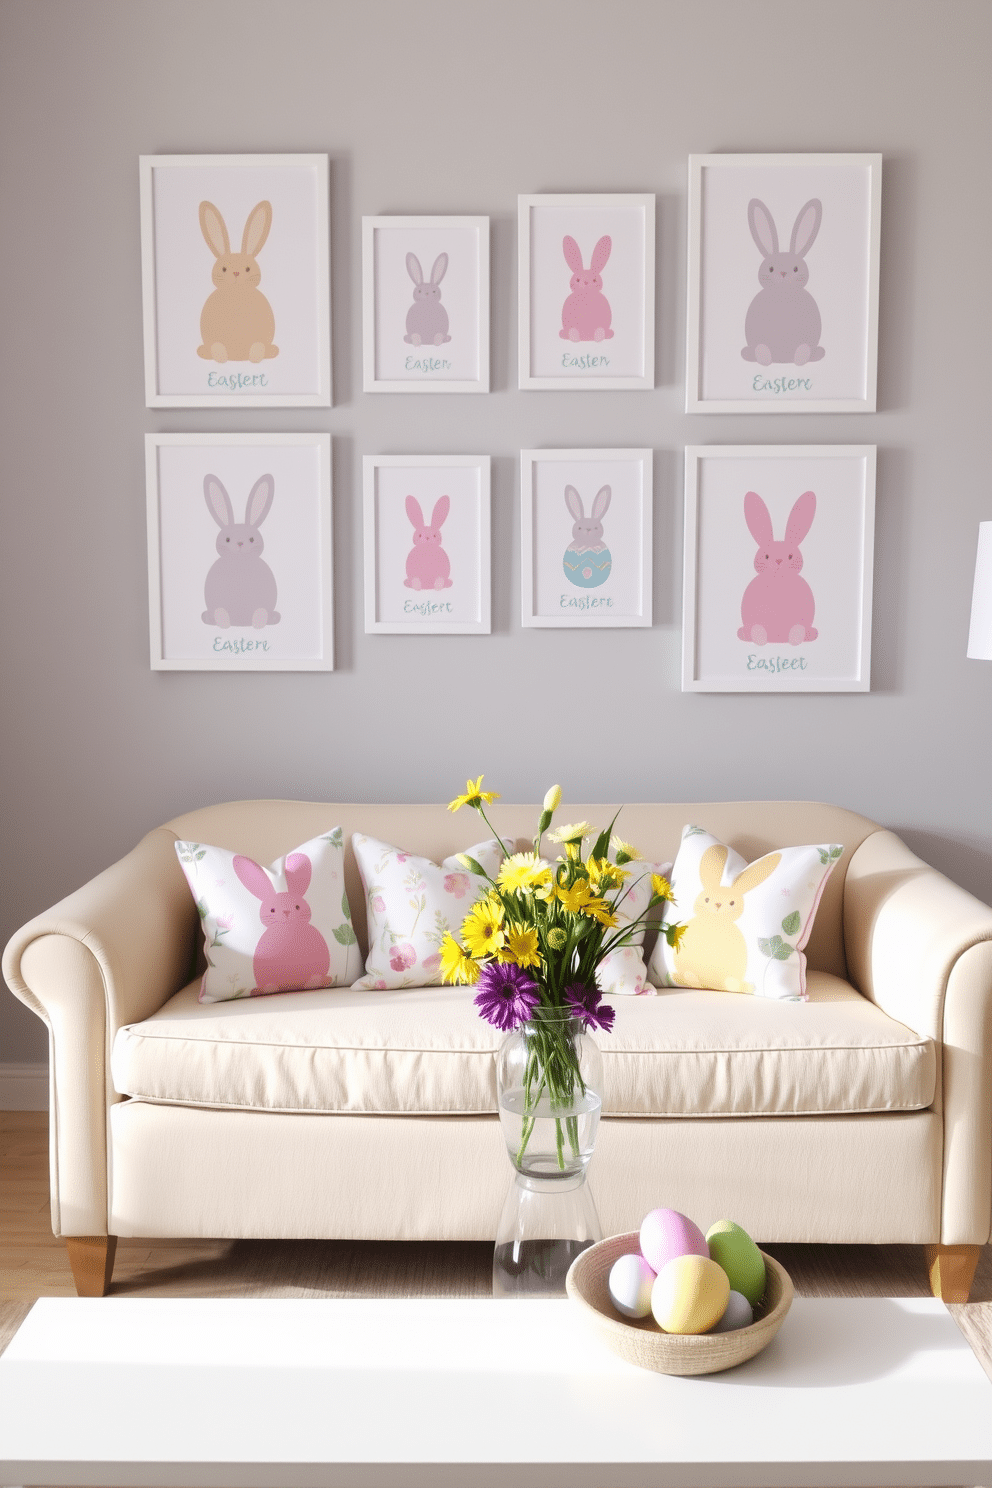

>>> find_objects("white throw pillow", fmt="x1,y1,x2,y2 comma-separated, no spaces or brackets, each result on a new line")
595,860,673,997
352,834,510,989
175,828,362,1003
646,825,842,1001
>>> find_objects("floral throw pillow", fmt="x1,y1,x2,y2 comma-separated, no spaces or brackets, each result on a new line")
596,860,673,997
646,825,843,1001
175,828,362,1003
352,834,510,989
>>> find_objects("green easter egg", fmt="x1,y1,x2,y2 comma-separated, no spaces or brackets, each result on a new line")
705,1219,766,1307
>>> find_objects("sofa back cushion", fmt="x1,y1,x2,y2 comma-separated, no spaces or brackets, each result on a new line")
160,799,881,979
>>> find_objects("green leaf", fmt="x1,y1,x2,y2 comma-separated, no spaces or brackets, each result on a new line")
196,898,208,921
781,911,801,937
830,845,843,859
759,933,794,961
685,825,706,837
341,892,351,920
332,923,358,946
459,854,487,877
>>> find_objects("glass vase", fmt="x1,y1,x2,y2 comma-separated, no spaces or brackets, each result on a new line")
493,1013,603,1297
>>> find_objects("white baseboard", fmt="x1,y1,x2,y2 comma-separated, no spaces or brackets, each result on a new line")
0,1062,49,1110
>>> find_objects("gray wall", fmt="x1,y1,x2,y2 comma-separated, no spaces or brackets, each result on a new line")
2,0,990,1064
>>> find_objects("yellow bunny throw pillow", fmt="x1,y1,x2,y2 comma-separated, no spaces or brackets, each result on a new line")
647,825,842,1001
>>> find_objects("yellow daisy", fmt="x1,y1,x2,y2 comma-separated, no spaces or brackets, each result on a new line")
652,874,675,902
547,821,593,846
610,836,642,865
447,775,500,813
586,856,628,892
556,878,595,915
668,923,687,952
583,898,619,929
497,852,553,893
504,923,542,968
461,896,506,959
439,934,480,985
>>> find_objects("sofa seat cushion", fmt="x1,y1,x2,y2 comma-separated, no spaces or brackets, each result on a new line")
111,972,936,1119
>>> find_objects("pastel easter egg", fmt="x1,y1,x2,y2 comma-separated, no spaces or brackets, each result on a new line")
651,1254,730,1335
639,1208,709,1275
705,1219,766,1308
709,1290,754,1333
563,546,612,589
607,1252,656,1319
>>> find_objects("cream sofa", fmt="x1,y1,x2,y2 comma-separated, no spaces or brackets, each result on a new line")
5,798,992,1301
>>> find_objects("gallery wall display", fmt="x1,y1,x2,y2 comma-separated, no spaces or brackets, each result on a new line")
685,154,882,414
520,449,653,628
140,154,332,408
146,433,334,670
363,455,492,634
518,194,655,391
362,216,490,393
682,445,876,693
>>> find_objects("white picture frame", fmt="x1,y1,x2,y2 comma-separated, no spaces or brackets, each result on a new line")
140,154,331,408
520,448,653,628
518,194,655,390
362,216,490,393
363,455,491,634
146,433,334,670
686,153,882,413
682,445,876,692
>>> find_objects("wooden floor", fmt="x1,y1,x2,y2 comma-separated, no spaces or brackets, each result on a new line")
4,1108,992,1380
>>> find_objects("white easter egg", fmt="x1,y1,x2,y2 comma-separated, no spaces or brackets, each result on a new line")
710,1289,755,1332
608,1252,657,1318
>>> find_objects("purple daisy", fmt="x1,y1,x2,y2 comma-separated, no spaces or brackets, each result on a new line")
565,982,616,1033
474,962,540,1031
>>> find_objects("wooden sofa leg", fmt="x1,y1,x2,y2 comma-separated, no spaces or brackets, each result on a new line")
65,1236,118,1297
926,1244,980,1303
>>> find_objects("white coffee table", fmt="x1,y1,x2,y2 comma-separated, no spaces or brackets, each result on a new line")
0,1295,990,1487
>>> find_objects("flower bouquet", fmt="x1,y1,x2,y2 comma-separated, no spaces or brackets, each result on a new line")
441,777,684,1172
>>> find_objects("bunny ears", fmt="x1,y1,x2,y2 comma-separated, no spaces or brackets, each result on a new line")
406,253,448,287
204,473,275,529
564,485,612,521
748,198,822,259
405,495,449,530
562,235,612,274
744,490,816,546
199,200,273,259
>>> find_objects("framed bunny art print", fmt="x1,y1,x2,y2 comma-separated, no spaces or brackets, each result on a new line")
518,194,655,390
686,154,882,413
146,433,334,670
140,154,331,408
520,449,653,628
682,445,876,692
362,216,490,392
363,455,491,634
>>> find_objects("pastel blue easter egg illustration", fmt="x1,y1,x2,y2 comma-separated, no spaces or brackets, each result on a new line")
564,545,612,588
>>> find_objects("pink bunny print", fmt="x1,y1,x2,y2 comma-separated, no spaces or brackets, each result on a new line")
404,495,452,591
560,235,614,343
233,851,332,994
738,490,819,646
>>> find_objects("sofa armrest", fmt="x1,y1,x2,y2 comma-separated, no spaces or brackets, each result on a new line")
2,827,196,1236
844,829,992,1244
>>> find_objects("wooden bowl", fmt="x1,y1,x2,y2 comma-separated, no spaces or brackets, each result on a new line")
566,1231,793,1376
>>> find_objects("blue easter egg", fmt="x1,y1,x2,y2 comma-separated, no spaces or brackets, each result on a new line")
564,546,612,589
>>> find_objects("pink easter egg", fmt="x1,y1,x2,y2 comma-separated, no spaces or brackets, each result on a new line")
639,1207,709,1274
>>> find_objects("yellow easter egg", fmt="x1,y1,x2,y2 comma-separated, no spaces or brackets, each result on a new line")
651,1254,730,1334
